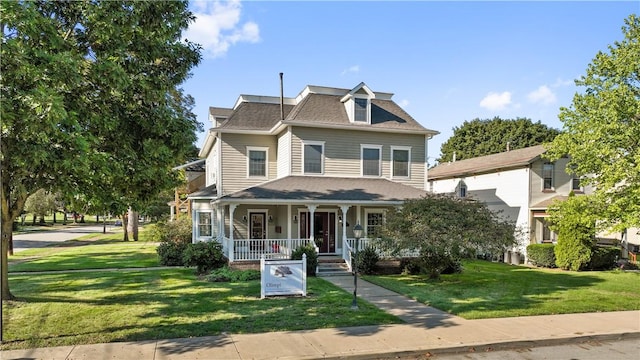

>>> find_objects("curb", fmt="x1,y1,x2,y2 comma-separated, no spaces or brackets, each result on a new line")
323,331,640,360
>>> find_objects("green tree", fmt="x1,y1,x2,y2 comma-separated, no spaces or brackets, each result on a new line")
1,1,201,299
548,194,598,271
23,189,57,225
545,15,640,233
437,117,560,163
379,195,516,279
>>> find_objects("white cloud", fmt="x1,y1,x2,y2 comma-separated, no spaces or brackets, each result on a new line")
183,0,260,59
552,78,574,87
527,85,557,105
479,91,512,111
399,99,410,108
341,65,360,75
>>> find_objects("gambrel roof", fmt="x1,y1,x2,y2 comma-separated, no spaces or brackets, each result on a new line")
428,145,548,180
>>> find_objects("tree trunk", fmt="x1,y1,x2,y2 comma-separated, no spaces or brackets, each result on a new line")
53,211,57,223
127,208,139,241
122,212,129,241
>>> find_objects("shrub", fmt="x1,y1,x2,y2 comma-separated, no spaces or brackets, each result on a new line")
206,266,260,282
401,258,423,275
291,244,318,276
157,241,188,266
588,246,619,270
356,246,380,275
182,241,227,275
441,258,463,274
527,244,556,268
149,217,192,244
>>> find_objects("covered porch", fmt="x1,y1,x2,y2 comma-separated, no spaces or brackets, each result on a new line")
189,176,429,268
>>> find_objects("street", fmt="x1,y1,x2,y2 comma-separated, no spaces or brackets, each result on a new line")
388,338,639,360
11,225,111,253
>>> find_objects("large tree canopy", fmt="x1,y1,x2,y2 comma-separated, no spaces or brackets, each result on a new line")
545,14,640,232
1,0,202,299
437,117,560,163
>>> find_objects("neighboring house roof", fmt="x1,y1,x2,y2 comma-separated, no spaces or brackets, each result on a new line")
189,184,217,199
530,195,569,210
208,176,428,204
218,102,295,131
428,145,548,180
209,107,233,118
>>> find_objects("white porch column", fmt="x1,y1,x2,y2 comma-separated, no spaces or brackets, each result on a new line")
307,205,317,242
340,205,351,260
287,204,293,255
229,204,237,262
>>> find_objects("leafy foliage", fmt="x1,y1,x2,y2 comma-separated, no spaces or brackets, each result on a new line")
526,244,557,268
291,245,318,276
356,246,380,275
379,195,516,279
1,0,201,298
157,241,189,267
182,242,227,275
149,218,193,244
587,246,619,271
437,117,560,163
545,15,640,232
23,189,57,224
206,267,261,282
549,194,597,271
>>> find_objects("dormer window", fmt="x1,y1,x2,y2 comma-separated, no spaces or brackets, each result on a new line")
354,98,369,122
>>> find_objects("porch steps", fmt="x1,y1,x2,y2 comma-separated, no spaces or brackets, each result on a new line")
316,257,351,277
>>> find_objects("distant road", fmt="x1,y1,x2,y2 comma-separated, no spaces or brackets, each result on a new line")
11,225,112,253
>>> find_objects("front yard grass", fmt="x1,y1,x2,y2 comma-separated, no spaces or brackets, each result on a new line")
364,260,640,319
2,269,400,350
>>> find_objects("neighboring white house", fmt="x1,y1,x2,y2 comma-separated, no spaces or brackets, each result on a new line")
189,82,439,265
428,145,639,263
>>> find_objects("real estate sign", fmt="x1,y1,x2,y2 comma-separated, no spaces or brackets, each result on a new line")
260,254,307,299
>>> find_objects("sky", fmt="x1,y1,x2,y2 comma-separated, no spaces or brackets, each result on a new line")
181,0,639,165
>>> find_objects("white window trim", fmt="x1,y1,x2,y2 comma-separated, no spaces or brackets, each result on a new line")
353,96,371,124
301,140,325,175
246,146,268,179
364,208,385,239
361,144,382,177
391,146,411,179
542,162,555,191
196,210,214,240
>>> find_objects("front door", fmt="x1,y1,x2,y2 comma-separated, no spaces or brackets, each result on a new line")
301,212,335,254
250,212,266,239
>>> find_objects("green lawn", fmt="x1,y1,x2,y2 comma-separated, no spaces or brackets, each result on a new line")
2,269,400,350
364,260,640,319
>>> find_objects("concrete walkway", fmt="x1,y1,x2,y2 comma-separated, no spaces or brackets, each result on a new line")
2,276,639,360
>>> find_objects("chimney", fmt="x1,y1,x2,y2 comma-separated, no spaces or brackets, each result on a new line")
279,72,284,121
452,151,457,162
506,141,511,152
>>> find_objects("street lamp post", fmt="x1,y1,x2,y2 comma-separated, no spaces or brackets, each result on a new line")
351,222,363,310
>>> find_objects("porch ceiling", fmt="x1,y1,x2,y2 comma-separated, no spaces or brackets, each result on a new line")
215,176,428,205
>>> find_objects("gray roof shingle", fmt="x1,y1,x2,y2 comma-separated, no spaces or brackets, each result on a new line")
428,145,548,180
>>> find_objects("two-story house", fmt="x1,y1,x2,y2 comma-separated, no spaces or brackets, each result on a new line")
189,82,438,264
428,145,590,263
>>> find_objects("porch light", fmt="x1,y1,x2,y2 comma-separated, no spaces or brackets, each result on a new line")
351,222,363,310
242,215,247,223
293,215,298,223
268,215,274,223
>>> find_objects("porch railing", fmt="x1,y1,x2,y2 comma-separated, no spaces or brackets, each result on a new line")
224,238,316,262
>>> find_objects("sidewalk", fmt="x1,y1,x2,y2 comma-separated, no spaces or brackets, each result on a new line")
2,276,639,360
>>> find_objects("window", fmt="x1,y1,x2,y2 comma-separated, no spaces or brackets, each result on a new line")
572,175,582,191
303,141,324,174
354,98,368,122
392,147,410,178
362,145,381,176
459,183,467,198
542,163,554,190
542,220,554,243
365,210,384,238
247,147,267,177
197,211,213,238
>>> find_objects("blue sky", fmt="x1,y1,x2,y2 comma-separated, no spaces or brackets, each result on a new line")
182,1,639,165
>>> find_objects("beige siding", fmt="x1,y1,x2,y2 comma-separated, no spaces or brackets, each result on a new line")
290,127,425,189
529,157,588,207
220,133,277,194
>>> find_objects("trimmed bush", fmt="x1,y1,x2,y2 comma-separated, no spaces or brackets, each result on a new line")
157,241,188,266
291,244,318,276
206,266,260,282
182,241,227,275
527,244,556,268
588,246,619,270
356,246,380,275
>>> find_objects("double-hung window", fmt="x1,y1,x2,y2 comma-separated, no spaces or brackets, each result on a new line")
365,209,384,238
542,163,554,190
361,145,382,177
354,98,369,123
391,146,410,178
572,175,582,191
247,147,268,178
197,211,213,238
303,141,324,174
